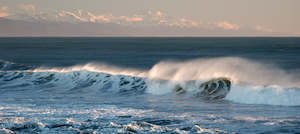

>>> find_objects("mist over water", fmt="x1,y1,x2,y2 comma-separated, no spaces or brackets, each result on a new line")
149,57,300,87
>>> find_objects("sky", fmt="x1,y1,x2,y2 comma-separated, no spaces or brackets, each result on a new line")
0,0,299,36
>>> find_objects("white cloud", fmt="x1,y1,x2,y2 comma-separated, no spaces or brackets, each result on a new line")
156,11,163,17
1,6,8,11
119,15,144,22
158,18,200,28
178,18,199,27
58,10,89,22
216,21,240,30
57,10,144,24
145,10,201,28
20,4,36,12
255,25,273,33
4,8,242,31
0,12,8,17
87,12,112,23
5,8,249,34
0,6,9,17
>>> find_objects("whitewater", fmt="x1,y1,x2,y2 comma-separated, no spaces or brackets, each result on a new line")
1,57,300,133
0,37,300,133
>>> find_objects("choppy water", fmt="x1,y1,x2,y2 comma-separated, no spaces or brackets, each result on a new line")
0,37,300,134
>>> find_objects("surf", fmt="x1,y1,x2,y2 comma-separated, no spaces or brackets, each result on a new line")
1,57,300,106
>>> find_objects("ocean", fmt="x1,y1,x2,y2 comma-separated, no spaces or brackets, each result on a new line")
0,37,300,133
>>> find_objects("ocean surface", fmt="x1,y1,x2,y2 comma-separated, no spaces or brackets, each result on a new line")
0,37,300,134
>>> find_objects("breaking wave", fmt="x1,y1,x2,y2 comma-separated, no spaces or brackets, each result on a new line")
1,57,300,106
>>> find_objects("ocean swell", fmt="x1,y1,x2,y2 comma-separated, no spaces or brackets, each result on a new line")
1,57,300,106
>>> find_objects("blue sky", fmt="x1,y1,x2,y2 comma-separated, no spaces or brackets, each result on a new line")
0,0,299,36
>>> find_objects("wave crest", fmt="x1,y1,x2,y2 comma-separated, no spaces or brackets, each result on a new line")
1,57,300,106
148,57,300,88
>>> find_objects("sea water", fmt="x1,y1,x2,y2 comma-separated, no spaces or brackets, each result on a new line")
0,37,300,133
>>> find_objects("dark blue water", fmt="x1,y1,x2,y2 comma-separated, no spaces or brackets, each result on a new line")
0,37,300,134
1,37,300,69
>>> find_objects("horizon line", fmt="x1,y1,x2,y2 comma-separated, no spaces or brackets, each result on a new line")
1,35,300,38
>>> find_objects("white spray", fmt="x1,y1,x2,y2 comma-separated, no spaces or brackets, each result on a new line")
29,57,300,106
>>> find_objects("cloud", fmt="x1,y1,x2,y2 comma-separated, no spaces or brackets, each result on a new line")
6,8,251,35
216,21,240,30
149,10,165,22
87,12,112,23
58,10,89,22
58,10,144,24
0,6,9,17
1,6,8,11
119,16,144,22
156,11,163,17
20,4,36,12
294,33,300,36
255,25,273,33
158,18,200,28
145,10,200,28
5,7,239,30
178,18,199,27
54,9,242,30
